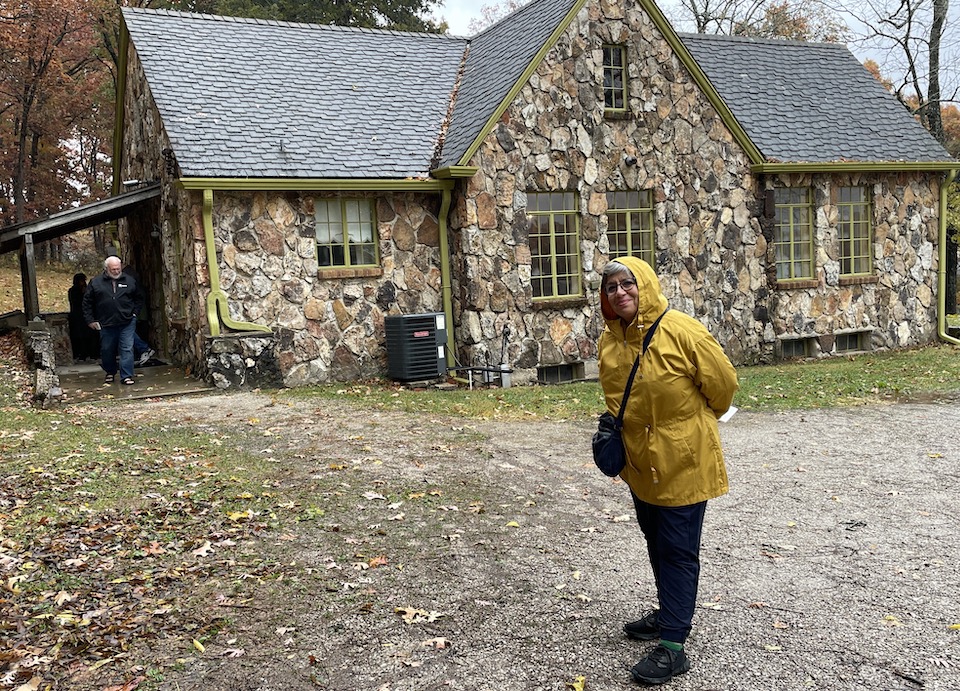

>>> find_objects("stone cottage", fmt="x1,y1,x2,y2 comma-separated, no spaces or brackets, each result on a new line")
114,0,958,388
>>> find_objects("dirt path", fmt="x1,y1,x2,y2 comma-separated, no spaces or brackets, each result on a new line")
126,393,959,690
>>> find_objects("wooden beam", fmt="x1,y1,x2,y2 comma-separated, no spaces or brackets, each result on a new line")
19,235,40,319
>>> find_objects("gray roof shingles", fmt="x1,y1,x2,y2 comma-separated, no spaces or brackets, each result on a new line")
679,32,954,164
122,8,467,179
122,6,954,181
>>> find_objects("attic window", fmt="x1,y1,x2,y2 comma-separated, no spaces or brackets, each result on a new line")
315,199,378,268
602,45,627,113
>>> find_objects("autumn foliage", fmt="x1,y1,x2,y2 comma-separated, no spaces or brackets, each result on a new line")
0,0,114,228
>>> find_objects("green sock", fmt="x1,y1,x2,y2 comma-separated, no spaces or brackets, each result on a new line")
660,640,683,652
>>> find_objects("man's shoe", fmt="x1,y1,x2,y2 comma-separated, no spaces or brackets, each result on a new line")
631,644,690,685
137,348,155,366
624,609,660,640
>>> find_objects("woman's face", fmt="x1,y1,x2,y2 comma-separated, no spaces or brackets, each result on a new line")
604,271,639,323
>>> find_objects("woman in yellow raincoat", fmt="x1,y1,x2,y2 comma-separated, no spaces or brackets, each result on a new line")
597,256,738,685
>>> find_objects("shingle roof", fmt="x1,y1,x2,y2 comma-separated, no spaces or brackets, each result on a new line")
438,0,580,168
121,8,467,179
679,32,954,164
122,6,954,182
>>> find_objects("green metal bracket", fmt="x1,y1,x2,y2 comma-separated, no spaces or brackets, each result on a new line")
202,189,273,337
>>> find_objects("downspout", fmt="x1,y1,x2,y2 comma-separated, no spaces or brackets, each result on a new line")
201,188,273,336
937,170,960,346
438,185,455,369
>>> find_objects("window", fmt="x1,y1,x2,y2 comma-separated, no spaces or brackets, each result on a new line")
835,331,869,353
602,44,627,112
774,188,814,280
837,187,872,276
607,190,655,266
315,199,377,268
527,191,581,300
780,337,813,359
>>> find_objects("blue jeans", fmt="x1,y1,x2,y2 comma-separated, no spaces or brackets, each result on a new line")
631,493,707,644
99,318,136,380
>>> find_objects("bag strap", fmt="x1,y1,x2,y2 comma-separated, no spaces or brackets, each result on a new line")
615,309,668,427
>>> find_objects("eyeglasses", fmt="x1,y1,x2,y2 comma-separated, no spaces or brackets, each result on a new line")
604,279,637,295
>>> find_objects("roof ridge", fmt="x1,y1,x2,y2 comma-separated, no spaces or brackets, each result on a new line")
122,6,464,41
677,31,848,50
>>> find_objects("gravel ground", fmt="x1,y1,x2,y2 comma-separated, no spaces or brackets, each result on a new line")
133,393,959,691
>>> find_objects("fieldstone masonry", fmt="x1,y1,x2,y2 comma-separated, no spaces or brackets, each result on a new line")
118,4,945,388
449,4,941,370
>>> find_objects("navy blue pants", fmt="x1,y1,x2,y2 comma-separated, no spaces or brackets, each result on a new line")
631,492,707,644
99,318,137,380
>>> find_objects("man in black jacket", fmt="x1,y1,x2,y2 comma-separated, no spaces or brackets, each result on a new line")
82,256,144,385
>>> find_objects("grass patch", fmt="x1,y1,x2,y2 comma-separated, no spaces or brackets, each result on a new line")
285,380,604,421
287,344,960,416
735,344,960,410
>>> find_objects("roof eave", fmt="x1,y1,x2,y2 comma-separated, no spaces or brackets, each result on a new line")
752,161,960,174
177,177,455,191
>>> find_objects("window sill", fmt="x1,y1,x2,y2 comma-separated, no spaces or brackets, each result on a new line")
532,296,588,309
318,267,383,279
838,275,879,286
774,279,818,290
603,110,632,121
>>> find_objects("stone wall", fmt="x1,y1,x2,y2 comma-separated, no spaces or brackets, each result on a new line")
764,172,941,356
121,43,205,369
451,0,763,369
200,190,445,385
450,2,943,369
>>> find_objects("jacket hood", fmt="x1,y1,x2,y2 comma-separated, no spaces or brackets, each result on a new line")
600,256,669,325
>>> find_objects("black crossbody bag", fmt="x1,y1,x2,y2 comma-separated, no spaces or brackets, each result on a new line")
592,310,668,477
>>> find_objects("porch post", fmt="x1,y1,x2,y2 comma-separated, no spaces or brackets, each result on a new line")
19,234,40,319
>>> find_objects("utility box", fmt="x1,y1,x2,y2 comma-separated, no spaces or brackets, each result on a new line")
385,312,447,381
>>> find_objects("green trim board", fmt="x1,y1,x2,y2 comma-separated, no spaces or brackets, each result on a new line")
179,178,454,192
432,166,479,179
456,0,589,167
754,161,960,174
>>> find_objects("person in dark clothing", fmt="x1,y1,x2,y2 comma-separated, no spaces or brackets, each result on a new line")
68,273,99,361
82,256,144,385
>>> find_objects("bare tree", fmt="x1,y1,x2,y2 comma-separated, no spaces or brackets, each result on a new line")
467,0,530,33
851,0,957,138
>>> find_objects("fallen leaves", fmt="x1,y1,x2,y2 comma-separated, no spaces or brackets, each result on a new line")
395,607,445,624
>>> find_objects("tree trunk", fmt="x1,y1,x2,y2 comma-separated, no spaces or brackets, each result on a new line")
926,0,948,144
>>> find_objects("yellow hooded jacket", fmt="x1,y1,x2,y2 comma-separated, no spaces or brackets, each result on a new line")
598,257,738,507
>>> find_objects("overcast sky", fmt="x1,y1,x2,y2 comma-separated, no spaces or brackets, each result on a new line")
436,0,482,35
431,0,957,99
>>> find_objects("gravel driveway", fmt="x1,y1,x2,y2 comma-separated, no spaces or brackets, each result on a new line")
141,394,960,691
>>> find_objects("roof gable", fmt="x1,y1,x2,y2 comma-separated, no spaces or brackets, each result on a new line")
679,32,954,164
438,0,583,169
122,8,466,179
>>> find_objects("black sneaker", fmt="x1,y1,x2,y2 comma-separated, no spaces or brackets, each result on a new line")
631,644,690,685
624,609,660,640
